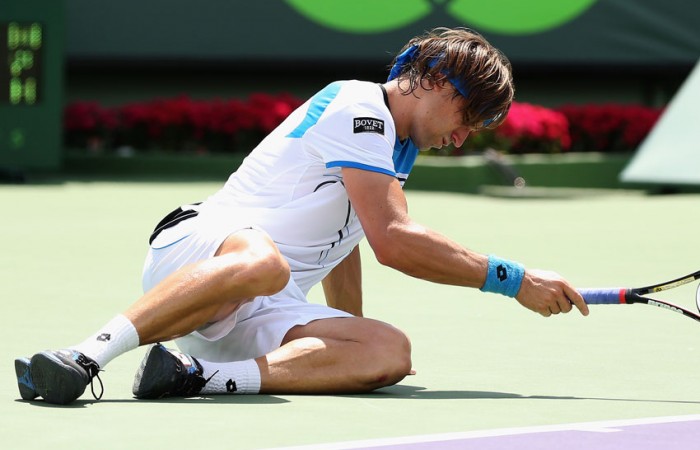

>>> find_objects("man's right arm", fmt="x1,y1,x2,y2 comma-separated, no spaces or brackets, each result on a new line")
341,167,588,317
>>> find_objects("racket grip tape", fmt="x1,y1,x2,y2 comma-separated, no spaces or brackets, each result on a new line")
578,288,627,304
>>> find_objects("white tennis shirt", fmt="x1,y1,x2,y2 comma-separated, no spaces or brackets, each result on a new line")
201,80,420,294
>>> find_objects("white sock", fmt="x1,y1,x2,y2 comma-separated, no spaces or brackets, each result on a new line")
199,359,261,394
69,314,140,368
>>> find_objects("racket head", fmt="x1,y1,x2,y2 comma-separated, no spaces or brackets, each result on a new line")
696,283,700,313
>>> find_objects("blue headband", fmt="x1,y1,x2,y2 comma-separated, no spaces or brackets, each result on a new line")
388,45,471,98
388,45,501,127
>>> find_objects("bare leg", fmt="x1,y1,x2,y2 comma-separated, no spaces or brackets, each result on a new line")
256,317,413,394
27,229,291,405
126,229,290,344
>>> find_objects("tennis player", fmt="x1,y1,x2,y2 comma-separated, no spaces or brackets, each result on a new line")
15,27,589,405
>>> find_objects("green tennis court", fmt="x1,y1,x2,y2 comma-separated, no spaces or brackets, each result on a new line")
2,179,700,449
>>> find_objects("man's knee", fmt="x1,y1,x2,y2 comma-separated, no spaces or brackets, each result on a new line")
362,323,412,389
280,317,412,393
243,246,290,296
209,229,291,297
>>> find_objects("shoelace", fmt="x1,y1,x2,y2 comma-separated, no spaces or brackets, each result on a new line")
204,370,219,385
181,370,217,396
174,357,217,396
75,354,104,400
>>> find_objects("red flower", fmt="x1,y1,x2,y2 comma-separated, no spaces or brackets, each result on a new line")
492,102,571,153
556,104,663,152
64,94,661,155
64,101,118,132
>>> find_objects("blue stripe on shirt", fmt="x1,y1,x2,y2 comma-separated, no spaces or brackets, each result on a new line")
393,137,419,176
287,81,343,138
326,161,396,177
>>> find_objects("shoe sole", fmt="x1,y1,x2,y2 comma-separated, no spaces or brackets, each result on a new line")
14,357,38,400
132,344,175,399
30,351,88,405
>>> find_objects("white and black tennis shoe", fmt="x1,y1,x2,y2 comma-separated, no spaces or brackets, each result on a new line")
29,349,103,405
132,343,209,399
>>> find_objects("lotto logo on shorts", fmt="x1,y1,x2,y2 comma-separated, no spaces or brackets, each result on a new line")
353,117,385,135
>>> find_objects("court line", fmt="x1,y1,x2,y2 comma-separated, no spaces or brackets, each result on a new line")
270,414,700,450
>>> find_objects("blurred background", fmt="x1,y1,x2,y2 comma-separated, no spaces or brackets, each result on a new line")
1,0,698,186
62,0,696,105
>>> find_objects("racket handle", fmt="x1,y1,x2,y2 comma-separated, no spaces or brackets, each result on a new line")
578,288,627,304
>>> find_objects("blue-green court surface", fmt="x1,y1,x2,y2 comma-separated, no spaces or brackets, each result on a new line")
2,179,699,449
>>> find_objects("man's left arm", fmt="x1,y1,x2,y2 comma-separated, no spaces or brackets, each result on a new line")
322,245,363,316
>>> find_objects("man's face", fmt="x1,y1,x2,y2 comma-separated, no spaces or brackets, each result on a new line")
408,81,474,151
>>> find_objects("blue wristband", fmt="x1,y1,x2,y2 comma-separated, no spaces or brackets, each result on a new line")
480,255,525,298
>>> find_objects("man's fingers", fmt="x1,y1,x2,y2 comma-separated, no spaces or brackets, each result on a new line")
551,295,572,314
566,287,590,316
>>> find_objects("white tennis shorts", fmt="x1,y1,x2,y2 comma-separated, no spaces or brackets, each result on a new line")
141,210,352,363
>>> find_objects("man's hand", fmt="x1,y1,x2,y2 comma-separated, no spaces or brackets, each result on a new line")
515,269,589,317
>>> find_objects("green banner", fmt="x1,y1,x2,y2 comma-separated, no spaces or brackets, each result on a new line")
66,0,699,65
284,0,598,35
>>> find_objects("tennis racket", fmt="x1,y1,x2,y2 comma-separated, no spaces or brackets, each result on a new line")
579,269,700,323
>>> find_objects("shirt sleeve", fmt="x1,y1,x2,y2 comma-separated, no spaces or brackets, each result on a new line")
305,99,397,177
